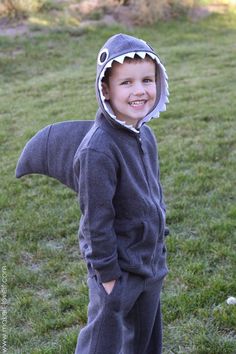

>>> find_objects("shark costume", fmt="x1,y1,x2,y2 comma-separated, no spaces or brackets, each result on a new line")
16,34,169,354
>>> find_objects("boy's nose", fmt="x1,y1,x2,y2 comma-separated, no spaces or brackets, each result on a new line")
132,82,145,96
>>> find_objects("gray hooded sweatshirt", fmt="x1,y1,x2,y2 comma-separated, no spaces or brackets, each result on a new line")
73,33,169,283
15,33,169,284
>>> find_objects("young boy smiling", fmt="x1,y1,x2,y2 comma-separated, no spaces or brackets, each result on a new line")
73,33,169,354
15,33,169,353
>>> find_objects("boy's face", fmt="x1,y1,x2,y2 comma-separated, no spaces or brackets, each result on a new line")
102,59,156,127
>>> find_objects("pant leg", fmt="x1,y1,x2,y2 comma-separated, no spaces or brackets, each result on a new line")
132,277,164,354
74,274,124,354
74,272,164,354
145,301,163,354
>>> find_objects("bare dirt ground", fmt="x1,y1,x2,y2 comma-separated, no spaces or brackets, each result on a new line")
0,17,29,36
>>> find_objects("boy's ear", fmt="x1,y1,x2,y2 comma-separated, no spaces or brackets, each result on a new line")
102,82,110,100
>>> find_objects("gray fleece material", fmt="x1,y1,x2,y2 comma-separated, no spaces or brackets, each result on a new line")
15,120,94,192
75,271,163,354
73,111,168,283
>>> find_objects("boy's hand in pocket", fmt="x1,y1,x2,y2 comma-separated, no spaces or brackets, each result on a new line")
102,280,116,294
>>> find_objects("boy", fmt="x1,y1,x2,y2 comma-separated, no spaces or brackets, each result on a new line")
73,33,169,354
16,33,169,354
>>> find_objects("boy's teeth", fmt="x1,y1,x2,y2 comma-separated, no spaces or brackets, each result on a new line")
130,100,145,106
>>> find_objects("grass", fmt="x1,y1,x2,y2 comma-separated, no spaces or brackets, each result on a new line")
1,10,236,354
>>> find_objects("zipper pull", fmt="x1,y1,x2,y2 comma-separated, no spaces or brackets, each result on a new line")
137,132,142,143
137,134,144,154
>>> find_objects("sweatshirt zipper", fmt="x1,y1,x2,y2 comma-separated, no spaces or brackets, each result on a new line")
136,133,163,220
136,133,165,273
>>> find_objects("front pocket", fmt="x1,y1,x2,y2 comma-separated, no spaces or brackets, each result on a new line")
93,275,121,298
115,221,155,266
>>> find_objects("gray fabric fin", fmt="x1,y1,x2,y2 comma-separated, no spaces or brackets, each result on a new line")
15,120,94,192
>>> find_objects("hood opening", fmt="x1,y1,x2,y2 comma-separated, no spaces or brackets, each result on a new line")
97,50,169,132
96,33,169,131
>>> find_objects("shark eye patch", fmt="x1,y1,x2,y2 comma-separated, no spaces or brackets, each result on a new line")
98,48,109,65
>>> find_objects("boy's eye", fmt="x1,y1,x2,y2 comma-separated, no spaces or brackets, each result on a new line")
121,80,131,85
143,78,154,83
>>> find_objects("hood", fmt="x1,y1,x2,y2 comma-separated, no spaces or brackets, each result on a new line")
96,33,169,132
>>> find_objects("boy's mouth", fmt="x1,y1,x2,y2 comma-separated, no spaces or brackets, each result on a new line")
129,100,146,107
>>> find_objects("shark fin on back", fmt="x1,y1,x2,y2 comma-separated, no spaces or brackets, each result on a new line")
16,120,94,192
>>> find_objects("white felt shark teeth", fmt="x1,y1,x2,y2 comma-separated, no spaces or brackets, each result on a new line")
105,61,113,68
162,104,166,111
114,54,126,64
113,51,152,63
149,52,158,61
137,52,146,59
124,52,136,59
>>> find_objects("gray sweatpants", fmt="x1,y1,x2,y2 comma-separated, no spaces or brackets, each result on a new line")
74,271,164,354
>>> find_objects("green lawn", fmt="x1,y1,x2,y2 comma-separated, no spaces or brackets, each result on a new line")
0,10,236,354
